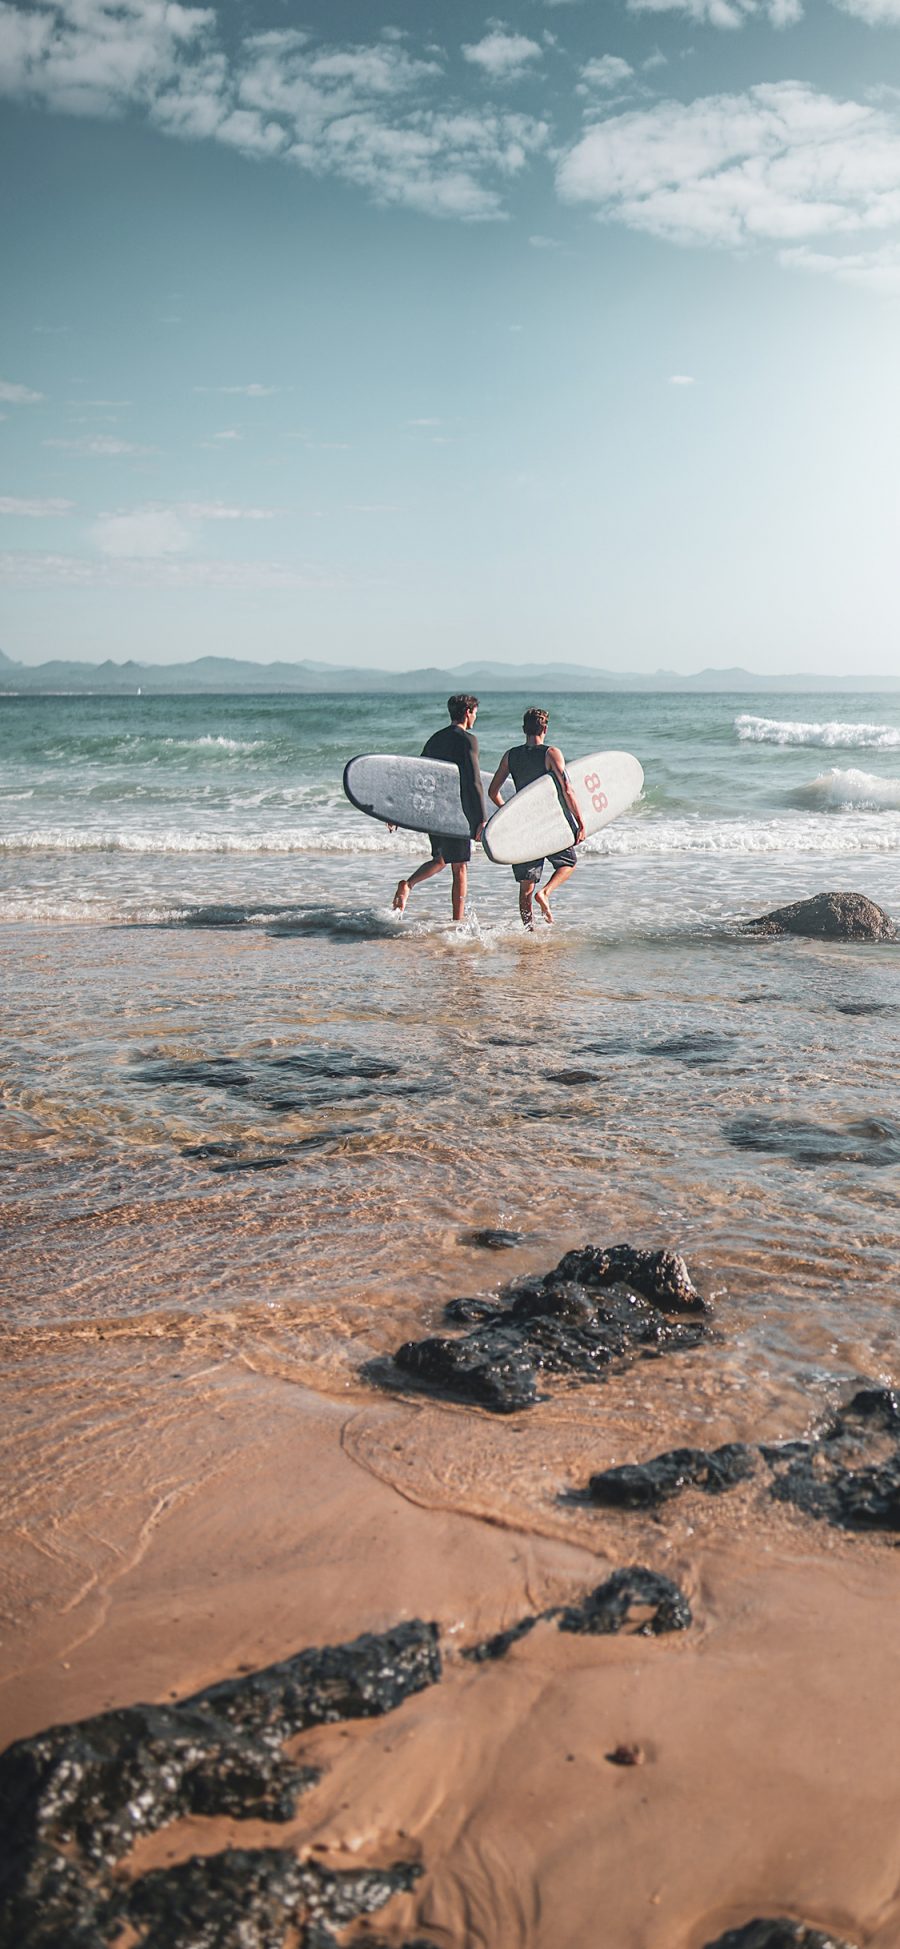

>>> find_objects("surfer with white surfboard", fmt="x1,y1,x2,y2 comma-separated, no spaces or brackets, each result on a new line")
488,708,585,928
391,695,488,922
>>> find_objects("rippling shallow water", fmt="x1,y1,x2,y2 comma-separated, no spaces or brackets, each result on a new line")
2,690,900,1539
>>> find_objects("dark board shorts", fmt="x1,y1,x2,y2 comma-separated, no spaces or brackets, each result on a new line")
512,847,577,884
430,833,472,865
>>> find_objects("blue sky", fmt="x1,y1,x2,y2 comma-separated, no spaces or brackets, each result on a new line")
2,0,900,673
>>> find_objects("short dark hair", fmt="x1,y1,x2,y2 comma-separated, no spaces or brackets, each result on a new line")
448,694,478,721
523,707,549,737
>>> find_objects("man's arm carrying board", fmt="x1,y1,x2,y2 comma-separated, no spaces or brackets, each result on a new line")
343,754,510,838
481,751,643,865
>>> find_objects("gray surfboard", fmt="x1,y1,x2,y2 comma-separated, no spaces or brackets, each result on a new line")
482,750,643,865
343,753,509,837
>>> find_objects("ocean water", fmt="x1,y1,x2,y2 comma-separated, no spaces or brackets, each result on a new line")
2,689,900,1549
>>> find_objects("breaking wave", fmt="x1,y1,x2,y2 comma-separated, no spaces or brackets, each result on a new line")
3,809,900,861
792,768,900,813
736,714,900,749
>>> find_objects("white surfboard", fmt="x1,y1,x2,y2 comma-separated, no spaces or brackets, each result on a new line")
482,750,643,865
343,753,510,837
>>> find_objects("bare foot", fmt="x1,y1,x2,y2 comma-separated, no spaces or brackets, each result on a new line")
392,879,410,914
535,887,554,924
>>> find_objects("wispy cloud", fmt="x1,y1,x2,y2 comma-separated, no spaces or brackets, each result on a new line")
93,509,189,557
0,378,45,404
194,383,279,396
0,496,74,515
44,434,155,455
0,551,327,589
833,0,900,16
461,31,543,80
578,56,635,93
180,501,276,519
626,0,802,24
780,240,900,290
0,2,548,220
558,83,900,252
92,501,278,555
669,373,697,383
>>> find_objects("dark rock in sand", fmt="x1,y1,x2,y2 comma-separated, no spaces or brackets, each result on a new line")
467,1565,692,1662
442,1296,500,1324
551,1244,710,1317
646,1031,735,1066
828,1384,900,1434
124,1849,421,1949
766,1384,900,1532
556,1565,692,1637
460,1226,528,1249
703,1922,858,1949
386,1244,710,1415
0,1622,440,1949
726,1113,900,1169
587,1443,756,1509
394,1329,540,1413
746,891,896,942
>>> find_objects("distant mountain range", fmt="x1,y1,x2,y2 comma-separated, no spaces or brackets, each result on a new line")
0,648,896,695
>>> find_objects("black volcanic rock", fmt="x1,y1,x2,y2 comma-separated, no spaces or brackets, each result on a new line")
550,1244,709,1316
386,1244,710,1415
588,1443,756,1509
703,1922,858,1949
0,1624,440,1949
467,1565,692,1662
124,1849,422,1949
746,891,895,941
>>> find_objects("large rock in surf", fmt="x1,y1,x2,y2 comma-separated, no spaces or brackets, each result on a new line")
384,1243,711,1415
746,891,896,941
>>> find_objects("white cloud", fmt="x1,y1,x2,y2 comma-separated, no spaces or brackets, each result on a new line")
408,416,442,425
212,429,241,441
0,496,74,515
558,83,900,253
669,372,696,383
44,434,154,455
180,501,276,519
93,509,189,556
626,0,802,24
0,551,326,589
780,239,900,290
220,383,278,396
0,378,44,403
461,31,543,79
832,0,900,18
0,5,548,219
579,56,634,92
528,231,561,246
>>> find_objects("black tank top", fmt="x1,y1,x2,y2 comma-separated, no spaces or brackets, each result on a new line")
507,743,549,791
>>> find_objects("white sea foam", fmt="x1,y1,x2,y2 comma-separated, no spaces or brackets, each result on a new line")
3,810,900,859
161,735,267,752
736,714,900,749
793,768,900,812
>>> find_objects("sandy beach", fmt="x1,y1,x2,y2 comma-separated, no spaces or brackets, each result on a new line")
3,692,900,1945
4,1246,900,1947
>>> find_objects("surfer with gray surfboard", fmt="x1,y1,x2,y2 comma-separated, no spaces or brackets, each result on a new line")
389,694,488,922
487,707,585,927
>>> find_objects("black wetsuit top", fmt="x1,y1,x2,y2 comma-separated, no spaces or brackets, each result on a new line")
507,742,550,792
506,742,579,841
421,722,486,836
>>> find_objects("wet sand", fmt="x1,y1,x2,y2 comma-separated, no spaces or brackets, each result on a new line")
3,912,900,1946
3,1349,900,1947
